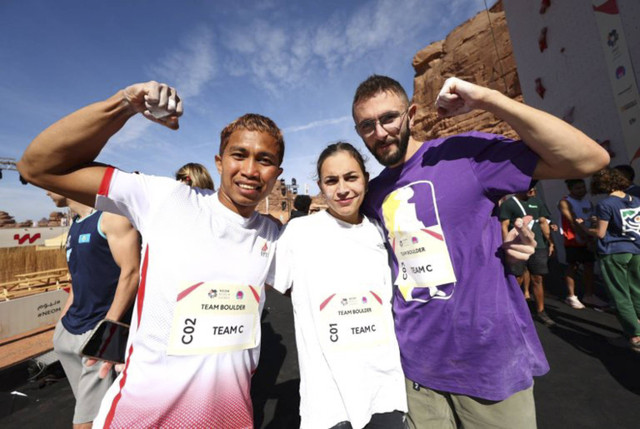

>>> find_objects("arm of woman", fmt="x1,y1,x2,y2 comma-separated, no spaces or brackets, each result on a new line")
582,217,608,239
595,219,609,240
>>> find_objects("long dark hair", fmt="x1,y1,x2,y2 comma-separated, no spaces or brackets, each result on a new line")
316,142,368,181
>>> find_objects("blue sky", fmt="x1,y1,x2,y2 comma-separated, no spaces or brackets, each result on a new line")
0,0,486,222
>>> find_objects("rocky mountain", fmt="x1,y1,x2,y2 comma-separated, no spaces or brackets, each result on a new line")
0,211,16,228
411,0,521,141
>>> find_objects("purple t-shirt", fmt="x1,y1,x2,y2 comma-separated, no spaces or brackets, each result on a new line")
363,131,549,400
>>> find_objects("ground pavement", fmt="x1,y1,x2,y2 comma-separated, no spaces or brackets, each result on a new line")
1,287,639,428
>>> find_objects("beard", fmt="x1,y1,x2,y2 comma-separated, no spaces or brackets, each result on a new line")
370,124,410,167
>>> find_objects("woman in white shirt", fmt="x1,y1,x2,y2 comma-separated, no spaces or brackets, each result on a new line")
273,142,407,429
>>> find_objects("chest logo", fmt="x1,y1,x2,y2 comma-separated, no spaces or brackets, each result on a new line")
381,180,457,303
621,207,640,236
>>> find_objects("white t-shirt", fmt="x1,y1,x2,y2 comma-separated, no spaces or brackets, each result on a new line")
274,210,407,429
93,168,279,429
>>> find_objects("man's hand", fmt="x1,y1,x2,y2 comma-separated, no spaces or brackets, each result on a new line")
85,358,125,379
122,81,183,129
435,77,490,117
502,215,537,263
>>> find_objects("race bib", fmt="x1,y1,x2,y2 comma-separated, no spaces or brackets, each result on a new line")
382,181,457,301
317,290,391,351
394,228,457,295
167,282,261,355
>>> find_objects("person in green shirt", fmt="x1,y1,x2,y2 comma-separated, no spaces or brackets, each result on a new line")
500,182,555,327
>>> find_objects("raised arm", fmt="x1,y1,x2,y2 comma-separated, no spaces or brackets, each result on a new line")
17,82,182,206
101,212,141,322
435,77,609,179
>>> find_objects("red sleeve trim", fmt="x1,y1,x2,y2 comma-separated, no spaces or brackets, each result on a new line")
98,166,116,196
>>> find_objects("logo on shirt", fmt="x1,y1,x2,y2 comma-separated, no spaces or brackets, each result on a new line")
621,207,640,236
381,181,457,303
399,236,420,247
78,233,91,244
260,241,269,257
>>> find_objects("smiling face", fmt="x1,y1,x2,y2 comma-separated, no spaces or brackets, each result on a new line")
215,129,283,217
353,90,411,168
318,150,368,224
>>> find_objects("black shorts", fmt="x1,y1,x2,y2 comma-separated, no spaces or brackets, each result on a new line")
509,248,549,276
565,246,596,264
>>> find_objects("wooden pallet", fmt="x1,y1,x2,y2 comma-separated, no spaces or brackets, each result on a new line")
1,268,70,301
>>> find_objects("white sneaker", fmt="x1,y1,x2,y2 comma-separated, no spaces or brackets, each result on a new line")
564,295,586,309
582,294,609,308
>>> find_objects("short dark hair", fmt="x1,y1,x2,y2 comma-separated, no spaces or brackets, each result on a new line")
293,195,312,213
316,142,368,181
352,75,409,117
591,168,631,194
613,164,635,182
564,179,585,190
219,114,285,165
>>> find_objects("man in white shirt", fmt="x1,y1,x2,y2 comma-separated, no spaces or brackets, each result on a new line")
18,81,284,428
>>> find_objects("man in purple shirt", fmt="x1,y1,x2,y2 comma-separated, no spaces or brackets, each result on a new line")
353,75,609,428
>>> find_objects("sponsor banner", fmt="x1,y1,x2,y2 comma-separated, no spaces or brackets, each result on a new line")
593,0,640,167
0,227,68,248
0,289,69,340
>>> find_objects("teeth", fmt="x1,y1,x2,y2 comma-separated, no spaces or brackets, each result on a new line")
238,183,258,190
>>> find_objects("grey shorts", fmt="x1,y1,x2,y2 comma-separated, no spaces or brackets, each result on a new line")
405,378,537,429
53,320,116,424
509,248,549,276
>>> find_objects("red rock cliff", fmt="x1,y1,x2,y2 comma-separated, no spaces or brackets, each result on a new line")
411,0,521,141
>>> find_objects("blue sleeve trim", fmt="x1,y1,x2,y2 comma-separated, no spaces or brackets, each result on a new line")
97,212,107,239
